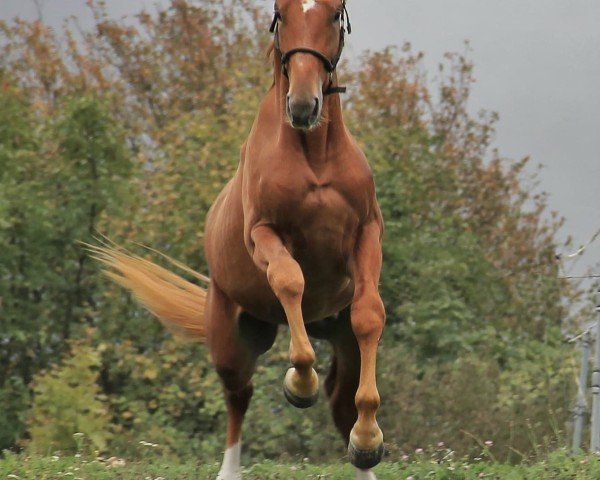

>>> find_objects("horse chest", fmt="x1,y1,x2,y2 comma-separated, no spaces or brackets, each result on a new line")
260,174,358,227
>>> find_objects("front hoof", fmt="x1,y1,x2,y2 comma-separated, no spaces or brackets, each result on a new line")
283,382,319,408
348,441,384,469
283,368,319,409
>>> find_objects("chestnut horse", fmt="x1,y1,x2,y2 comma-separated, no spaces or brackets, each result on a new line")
93,1,385,479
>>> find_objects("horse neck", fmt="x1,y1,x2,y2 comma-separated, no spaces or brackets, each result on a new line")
272,60,346,164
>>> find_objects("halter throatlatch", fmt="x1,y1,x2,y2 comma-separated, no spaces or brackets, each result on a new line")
269,1,351,96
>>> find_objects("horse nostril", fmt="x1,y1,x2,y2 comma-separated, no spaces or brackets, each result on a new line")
311,98,319,118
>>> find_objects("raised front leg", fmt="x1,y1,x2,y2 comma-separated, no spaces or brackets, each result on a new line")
251,225,319,408
348,221,386,469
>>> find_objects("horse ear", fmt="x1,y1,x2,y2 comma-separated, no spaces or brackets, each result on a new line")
342,1,351,34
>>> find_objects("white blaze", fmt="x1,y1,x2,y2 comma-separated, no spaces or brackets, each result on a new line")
356,468,378,480
302,0,317,12
217,442,242,480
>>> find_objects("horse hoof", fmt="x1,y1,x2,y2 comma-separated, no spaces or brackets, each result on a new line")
283,381,319,408
348,440,384,469
283,367,319,408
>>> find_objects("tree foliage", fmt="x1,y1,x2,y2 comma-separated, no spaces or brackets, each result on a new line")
0,0,585,461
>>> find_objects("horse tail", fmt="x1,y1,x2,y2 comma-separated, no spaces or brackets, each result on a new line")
88,243,209,343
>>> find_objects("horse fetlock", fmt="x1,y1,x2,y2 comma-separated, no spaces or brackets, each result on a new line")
290,340,316,369
355,388,380,413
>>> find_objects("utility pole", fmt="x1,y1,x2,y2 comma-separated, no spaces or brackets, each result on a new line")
590,290,600,452
573,330,591,452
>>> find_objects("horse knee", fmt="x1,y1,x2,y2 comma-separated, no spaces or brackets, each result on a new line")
267,257,304,300
351,294,385,341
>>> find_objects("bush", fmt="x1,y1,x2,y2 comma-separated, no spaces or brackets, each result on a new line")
27,337,112,455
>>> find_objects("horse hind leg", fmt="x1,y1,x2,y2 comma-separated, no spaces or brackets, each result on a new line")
207,283,278,480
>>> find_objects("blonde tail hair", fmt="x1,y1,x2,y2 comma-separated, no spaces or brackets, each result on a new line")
88,242,209,342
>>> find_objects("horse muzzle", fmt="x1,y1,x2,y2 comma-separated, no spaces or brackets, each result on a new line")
286,94,321,130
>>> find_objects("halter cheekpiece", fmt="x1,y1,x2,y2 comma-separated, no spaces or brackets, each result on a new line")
269,1,351,96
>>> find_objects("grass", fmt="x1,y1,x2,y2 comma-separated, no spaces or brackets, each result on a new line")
2,449,600,479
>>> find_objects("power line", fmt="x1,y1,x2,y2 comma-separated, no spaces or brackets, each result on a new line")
560,275,600,280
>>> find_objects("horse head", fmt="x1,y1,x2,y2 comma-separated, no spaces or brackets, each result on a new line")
271,0,350,130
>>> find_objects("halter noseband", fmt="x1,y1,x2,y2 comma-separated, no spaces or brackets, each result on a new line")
269,1,351,96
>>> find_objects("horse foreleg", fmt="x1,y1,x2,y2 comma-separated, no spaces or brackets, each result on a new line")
251,225,319,408
309,312,379,480
207,283,277,480
348,222,385,470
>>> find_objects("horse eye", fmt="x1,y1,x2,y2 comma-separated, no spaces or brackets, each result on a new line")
334,11,342,22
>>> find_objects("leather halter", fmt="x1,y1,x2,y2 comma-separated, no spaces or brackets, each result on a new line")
269,1,351,96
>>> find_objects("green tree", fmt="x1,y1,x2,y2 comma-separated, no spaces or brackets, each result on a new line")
0,73,134,450
0,1,585,461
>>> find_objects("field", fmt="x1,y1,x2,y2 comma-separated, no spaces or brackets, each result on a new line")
2,451,600,480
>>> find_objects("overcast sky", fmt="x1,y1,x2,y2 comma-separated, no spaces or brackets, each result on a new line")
1,0,598,283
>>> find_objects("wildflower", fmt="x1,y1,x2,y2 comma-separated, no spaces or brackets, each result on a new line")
415,448,423,454
73,433,85,438
139,440,160,448
437,441,445,448
484,440,493,447
401,454,410,461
